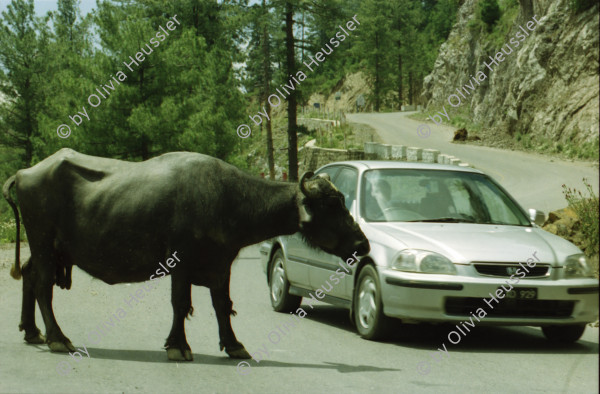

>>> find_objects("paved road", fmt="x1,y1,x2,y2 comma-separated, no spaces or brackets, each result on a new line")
347,112,599,214
0,243,598,393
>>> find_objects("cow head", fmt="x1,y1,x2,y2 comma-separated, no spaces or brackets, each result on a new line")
298,172,370,259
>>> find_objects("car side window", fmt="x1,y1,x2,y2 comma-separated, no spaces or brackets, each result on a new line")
316,166,340,181
332,167,358,211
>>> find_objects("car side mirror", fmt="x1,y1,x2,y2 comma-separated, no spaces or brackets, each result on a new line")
528,208,545,226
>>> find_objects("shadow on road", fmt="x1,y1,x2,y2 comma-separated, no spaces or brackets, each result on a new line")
298,305,598,355
45,344,401,373
242,359,400,374
299,304,355,333
387,323,598,355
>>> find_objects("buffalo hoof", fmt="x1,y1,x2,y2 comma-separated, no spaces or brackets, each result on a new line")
25,332,46,344
167,348,193,361
225,346,251,359
48,340,76,353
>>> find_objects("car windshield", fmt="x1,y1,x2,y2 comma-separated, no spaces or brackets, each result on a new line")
360,169,531,225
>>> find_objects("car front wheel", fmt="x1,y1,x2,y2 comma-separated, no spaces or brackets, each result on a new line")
353,265,391,340
269,249,302,312
541,324,586,343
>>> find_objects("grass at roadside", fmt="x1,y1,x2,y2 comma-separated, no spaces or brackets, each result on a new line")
408,110,599,161
516,130,599,161
409,107,484,134
562,178,599,278
0,218,27,243
297,113,379,150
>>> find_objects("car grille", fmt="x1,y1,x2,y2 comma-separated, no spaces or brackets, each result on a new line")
473,263,549,278
445,297,574,318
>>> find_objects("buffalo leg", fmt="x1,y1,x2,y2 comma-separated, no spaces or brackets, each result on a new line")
165,275,193,361
19,258,45,344
210,278,251,359
32,254,75,352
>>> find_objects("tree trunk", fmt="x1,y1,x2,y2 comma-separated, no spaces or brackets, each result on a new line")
374,32,380,111
301,11,305,64
408,70,413,105
266,108,275,180
285,2,298,181
262,0,275,180
24,139,33,166
24,78,33,165
397,41,403,108
139,67,149,160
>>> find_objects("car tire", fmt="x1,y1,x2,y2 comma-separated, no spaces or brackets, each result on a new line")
269,249,302,313
353,265,391,340
541,324,586,343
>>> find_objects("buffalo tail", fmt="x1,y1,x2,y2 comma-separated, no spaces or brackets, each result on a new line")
2,175,21,280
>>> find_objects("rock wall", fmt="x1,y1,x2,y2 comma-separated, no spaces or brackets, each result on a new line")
304,72,371,113
421,0,599,143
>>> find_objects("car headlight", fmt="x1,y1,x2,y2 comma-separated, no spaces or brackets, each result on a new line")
564,254,593,278
392,250,457,275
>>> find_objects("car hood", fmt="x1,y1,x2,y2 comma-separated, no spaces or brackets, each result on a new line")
362,222,582,266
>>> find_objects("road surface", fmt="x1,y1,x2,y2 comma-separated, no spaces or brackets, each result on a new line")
0,243,597,393
347,111,599,214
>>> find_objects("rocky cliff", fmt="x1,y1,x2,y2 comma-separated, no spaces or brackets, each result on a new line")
421,0,599,147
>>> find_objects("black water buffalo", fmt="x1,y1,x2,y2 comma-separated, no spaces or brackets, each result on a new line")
3,148,369,361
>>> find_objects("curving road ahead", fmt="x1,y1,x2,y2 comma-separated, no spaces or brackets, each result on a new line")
347,112,599,215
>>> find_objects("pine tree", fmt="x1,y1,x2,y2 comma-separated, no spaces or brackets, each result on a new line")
0,0,49,165
34,0,95,161
352,0,395,111
245,0,277,179
91,0,246,161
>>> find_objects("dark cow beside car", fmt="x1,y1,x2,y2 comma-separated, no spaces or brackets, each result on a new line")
3,148,369,361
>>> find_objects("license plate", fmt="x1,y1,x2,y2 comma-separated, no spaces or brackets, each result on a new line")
500,287,538,299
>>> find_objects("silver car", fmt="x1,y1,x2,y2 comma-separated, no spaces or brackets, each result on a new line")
260,161,598,342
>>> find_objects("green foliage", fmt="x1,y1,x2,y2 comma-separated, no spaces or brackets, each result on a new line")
1,0,249,166
514,131,533,149
486,1,519,49
0,148,27,243
469,0,519,51
349,0,461,110
296,124,313,137
302,109,344,121
427,0,460,40
515,131,599,160
33,0,95,161
314,123,353,149
0,147,20,227
243,1,277,99
0,0,50,166
265,0,355,107
350,0,396,111
568,0,597,13
0,218,27,243
480,0,501,31
562,179,599,257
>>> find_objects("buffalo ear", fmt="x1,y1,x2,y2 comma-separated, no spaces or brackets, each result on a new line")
300,171,315,197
